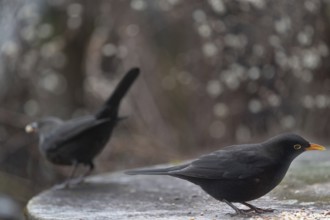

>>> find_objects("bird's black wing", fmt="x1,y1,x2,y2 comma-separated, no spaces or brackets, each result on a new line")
170,144,276,180
43,116,109,151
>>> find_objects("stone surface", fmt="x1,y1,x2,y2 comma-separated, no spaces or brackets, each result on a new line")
26,151,330,220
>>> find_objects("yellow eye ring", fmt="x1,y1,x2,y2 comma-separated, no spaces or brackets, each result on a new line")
294,144,302,150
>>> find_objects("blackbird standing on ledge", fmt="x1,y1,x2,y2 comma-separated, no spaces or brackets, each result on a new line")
126,133,325,216
26,68,139,187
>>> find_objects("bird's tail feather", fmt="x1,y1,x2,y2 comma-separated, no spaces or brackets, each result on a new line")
95,68,140,119
126,168,170,175
125,164,188,175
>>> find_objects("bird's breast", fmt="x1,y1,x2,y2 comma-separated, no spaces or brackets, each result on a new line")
197,163,291,202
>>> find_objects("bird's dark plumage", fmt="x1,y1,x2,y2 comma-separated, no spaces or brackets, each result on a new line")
26,68,140,187
126,133,325,216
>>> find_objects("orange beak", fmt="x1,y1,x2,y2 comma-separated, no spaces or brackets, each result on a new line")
306,143,326,151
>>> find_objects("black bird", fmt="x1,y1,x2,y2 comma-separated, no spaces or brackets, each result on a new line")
126,133,325,216
26,68,139,187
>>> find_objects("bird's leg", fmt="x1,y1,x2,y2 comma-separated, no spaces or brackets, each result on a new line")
83,162,95,178
70,162,95,185
66,161,81,187
241,202,275,214
222,199,252,217
53,161,79,189
68,161,80,180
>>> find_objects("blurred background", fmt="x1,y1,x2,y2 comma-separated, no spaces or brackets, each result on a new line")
0,0,329,218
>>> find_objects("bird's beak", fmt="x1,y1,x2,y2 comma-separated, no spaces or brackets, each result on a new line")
306,143,326,151
25,123,38,133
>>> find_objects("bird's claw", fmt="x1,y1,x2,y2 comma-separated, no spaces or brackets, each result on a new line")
52,182,69,190
245,208,275,214
252,207,275,214
69,176,85,185
226,209,254,217
227,208,275,217
52,177,85,190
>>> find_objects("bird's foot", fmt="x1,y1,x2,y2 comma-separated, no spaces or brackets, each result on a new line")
249,207,275,214
52,182,70,190
227,207,274,217
69,176,85,185
52,177,85,190
226,209,255,217
241,202,275,214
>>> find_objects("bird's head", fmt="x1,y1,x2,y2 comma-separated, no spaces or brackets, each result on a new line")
25,117,63,136
265,133,326,160
25,121,38,134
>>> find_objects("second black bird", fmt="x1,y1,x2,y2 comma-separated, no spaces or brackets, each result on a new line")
26,68,140,187
126,133,325,216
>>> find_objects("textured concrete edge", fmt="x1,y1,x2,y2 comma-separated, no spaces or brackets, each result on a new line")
25,198,39,220
25,191,48,220
25,206,37,219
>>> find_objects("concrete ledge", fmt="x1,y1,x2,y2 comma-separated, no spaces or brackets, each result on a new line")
27,152,330,220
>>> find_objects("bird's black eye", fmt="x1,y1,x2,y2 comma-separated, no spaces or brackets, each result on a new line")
293,144,302,150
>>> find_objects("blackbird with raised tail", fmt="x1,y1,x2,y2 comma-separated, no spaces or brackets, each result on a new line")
126,133,325,216
26,68,139,187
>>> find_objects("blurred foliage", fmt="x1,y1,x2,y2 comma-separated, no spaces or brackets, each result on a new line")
0,0,329,215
